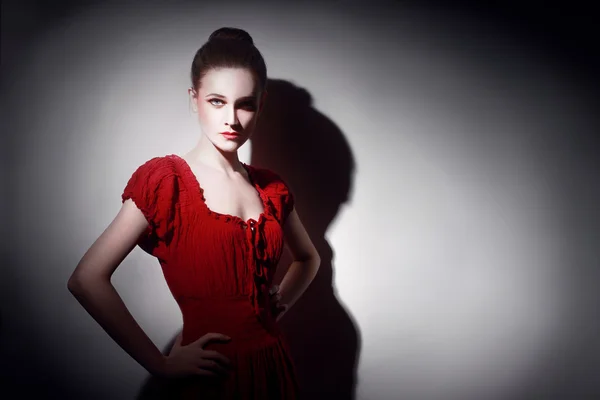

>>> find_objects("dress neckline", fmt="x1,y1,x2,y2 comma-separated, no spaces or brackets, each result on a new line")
171,154,268,226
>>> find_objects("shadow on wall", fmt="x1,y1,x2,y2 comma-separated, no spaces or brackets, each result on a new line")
254,79,359,399
136,79,360,399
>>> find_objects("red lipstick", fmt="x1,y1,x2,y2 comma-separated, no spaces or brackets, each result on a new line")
221,131,240,139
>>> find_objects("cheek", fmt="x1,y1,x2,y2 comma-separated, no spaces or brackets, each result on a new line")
239,111,257,126
198,108,217,135
197,107,221,130
197,106,212,121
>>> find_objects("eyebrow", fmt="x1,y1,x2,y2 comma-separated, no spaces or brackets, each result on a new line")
205,93,256,101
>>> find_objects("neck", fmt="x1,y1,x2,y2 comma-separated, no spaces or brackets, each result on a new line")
185,134,245,176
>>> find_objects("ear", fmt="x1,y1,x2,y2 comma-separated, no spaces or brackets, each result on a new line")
188,88,199,113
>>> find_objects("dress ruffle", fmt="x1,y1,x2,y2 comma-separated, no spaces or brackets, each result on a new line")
121,156,178,256
242,164,282,335
126,154,299,398
246,215,280,336
248,167,295,226
169,155,295,328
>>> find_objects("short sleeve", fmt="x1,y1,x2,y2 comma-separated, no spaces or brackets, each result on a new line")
280,177,295,223
121,156,177,255
260,168,295,226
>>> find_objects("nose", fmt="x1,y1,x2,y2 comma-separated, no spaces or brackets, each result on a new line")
225,105,239,127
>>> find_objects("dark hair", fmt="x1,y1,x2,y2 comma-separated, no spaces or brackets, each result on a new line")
190,27,267,94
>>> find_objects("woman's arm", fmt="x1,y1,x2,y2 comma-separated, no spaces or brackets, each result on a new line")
278,208,321,311
67,199,167,376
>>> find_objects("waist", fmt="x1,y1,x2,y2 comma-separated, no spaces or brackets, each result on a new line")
178,295,280,352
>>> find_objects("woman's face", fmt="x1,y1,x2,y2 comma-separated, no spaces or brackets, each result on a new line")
190,67,263,152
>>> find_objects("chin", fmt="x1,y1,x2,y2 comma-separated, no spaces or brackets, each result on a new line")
216,141,245,152
220,146,241,153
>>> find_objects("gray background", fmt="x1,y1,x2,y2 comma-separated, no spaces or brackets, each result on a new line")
2,1,599,399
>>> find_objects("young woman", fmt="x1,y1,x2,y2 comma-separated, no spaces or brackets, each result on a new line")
67,27,321,399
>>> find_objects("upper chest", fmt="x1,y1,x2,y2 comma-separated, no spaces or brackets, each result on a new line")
184,162,265,222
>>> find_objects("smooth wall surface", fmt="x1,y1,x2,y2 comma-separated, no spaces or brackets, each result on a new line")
3,1,599,399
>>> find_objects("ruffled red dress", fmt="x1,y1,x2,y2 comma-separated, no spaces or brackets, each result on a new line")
121,154,299,399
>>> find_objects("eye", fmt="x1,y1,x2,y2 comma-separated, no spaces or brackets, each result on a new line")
238,102,257,111
209,98,225,106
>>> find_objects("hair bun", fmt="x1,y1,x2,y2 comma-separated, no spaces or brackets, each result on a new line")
208,27,254,45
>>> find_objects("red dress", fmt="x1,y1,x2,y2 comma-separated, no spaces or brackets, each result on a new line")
121,154,299,399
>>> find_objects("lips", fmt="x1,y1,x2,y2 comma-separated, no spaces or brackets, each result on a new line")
221,131,240,139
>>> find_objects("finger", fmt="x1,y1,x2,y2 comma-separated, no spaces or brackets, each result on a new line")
198,359,230,376
201,350,232,367
172,332,183,349
270,293,282,302
278,303,288,312
273,300,286,309
271,300,283,311
195,332,231,348
269,285,279,295
195,367,219,377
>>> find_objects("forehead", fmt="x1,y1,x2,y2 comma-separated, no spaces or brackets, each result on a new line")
200,67,258,97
